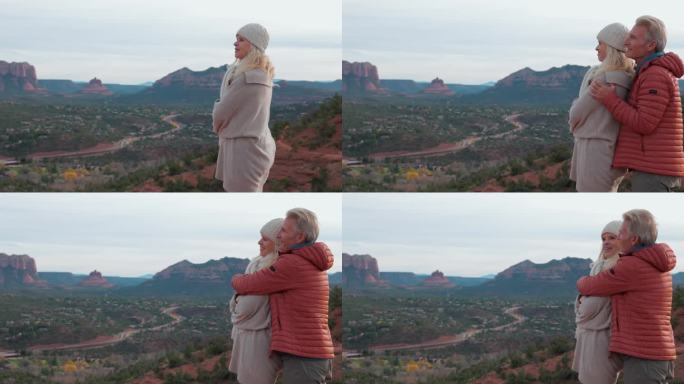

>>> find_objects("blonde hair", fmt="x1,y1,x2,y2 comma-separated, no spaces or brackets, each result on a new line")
286,208,319,243
594,45,635,78
622,209,658,245
227,44,275,83
255,245,279,271
248,235,279,273
635,15,667,52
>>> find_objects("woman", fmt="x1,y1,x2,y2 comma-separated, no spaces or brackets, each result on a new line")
569,23,634,192
213,23,276,192
572,220,623,384
228,218,283,383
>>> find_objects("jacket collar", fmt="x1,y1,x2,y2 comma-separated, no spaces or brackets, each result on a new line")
636,51,665,76
280,241,314,254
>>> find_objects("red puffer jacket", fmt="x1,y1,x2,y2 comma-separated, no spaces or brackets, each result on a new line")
231,242,335,359
601,52,684,176
577,243,676,360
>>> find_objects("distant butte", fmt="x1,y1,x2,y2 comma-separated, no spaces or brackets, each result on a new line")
80,77,113,95
423,77,454,95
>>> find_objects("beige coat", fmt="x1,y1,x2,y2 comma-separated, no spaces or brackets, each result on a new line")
229,255,280,384
569,67,632,192
572,255,622,384
212,68,275,192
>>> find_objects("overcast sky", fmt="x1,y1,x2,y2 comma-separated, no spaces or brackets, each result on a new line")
0,0,341,84
343,0,684,83
0,193,342,277
343,194,684,276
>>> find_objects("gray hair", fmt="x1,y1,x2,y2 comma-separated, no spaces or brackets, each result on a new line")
286,208,319,243
635,15,667,52
622,209,658,245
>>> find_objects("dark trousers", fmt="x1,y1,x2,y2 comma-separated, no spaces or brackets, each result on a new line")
620,354,675,384
630,171,681,192
276,352,332,384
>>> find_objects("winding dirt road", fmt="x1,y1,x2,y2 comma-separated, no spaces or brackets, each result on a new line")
368,113,527,161
0,306,184,356
345,306,526,356
0,114,183,164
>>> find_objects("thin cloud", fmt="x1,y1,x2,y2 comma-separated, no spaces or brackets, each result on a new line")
0,0,341,83
0,193,342,276
343,0,684,82
343,194,684,276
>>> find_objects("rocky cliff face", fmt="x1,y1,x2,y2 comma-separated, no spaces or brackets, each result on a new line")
471,64,590,104
423,77,454,95
126,256,250,297
153,257,249,282
152,66,227,89
342,253,387,287
495,257,591,281
78,270,114,288
0,61,45,94
473,257,593,297
342,61,382,93
0,253,47,287
80,77,113,95
121,65,227,104
494,65,588,90
421,270,455,288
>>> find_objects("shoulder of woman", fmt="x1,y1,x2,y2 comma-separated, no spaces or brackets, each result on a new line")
605,70,633,88
244,69,273,87
245,256,263,273
583,65,601,80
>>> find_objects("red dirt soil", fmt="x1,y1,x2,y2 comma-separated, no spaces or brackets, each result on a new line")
134,115,342,192
474,162,565,192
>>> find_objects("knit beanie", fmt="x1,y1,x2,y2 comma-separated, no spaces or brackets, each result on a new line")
590,220,622,276
237,23,269,52
601,220,622,236
260,218,283,242
597,23,629,52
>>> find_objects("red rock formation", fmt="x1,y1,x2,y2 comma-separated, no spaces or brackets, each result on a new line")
342,61,383,93
421,270,455,288
496,257,591,281
342,253,388,287
0,61,46,93
495,65,588,90
79,270,114,288
154,257,249,282
0,253,47,287
423,77,454,95
80,77,113,95
152,66,226,89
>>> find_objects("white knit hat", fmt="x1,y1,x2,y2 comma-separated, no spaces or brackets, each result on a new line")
260,218,283,241
237,23,269,52
597,23,629,52
601,220,622,236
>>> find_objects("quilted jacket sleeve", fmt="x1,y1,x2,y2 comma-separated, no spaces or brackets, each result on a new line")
577,259,638,296
602,69,674,135
231,256,298,295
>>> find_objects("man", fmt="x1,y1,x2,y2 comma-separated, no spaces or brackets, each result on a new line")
232,208,334,384
591,16,684,191
577,209,676,383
